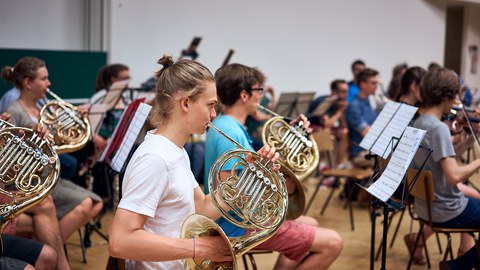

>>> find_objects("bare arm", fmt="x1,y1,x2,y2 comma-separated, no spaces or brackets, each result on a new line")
440,156,480,185
194,187,223,220
109,208,232,262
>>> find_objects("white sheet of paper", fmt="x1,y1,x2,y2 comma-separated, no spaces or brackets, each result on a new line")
111,102,152,172
366,127,426,202
359,102,400,150
370,103,418,158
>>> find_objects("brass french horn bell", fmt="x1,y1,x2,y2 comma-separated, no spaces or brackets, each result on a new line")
181,122,288,270
39,88,92,154
258,104,319,181
281,165,306,220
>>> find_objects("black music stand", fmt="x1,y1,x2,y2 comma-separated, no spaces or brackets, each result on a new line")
275,92,315,118
83,81,130,247
361,136,432,270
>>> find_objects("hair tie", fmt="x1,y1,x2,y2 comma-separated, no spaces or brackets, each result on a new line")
164,62,173,69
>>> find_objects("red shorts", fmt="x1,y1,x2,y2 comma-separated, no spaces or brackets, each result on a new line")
253,220,316,262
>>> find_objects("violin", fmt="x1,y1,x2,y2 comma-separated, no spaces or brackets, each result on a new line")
442,110,480,135
445,95,480,152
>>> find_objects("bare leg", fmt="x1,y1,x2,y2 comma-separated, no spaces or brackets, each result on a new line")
273,222,343,270
272,216,321,270
34,244,57,270
59,198,103,242
16,196,71,270
297,227,343,270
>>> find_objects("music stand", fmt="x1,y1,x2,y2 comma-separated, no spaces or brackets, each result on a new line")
354,101,422,270
83,80,130,245
274,92,315,118
360,128,431,270
295,92,315,116
275,92,298,117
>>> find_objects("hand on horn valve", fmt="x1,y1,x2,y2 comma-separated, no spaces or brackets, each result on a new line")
289,114,313,134
248,144,281,172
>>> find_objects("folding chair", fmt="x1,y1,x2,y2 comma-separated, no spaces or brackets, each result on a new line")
304,128,373,231
406,169,480,269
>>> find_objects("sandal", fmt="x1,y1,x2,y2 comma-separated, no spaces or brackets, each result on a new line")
404,234,427,265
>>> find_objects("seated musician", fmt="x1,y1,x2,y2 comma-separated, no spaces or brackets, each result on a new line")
109,56,273,269
204,63,343,270
344,68,379,206
307,79,349,169
1,57,103,246
397,66,480,265
412,67,480,269
0,112,71,270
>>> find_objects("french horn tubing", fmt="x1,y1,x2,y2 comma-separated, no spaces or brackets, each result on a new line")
258,104,319,182
39,88,92,154
181,122,288,270
0,119,60,233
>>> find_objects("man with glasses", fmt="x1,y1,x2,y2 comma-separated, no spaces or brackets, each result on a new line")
204,63,344,270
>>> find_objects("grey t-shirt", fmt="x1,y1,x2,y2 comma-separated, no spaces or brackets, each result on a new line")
412,114,468,223
6,100,38,128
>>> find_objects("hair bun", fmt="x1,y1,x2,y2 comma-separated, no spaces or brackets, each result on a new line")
157,55,174,68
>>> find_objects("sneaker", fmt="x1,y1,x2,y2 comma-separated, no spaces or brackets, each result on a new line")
320,176,335,188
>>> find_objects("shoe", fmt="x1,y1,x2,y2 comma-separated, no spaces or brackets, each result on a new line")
439,261,451,270
403,234,427,265
320,176,335,188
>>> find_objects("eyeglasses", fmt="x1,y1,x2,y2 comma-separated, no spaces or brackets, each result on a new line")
250,87,264,95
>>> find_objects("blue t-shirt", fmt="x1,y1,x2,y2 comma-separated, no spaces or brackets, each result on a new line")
204,114,253,237
345,95,377,158
347,81,359,103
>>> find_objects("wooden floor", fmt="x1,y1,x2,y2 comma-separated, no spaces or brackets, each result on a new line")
67,174,478,270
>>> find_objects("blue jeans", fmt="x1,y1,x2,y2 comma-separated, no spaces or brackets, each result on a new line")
434,197,480,228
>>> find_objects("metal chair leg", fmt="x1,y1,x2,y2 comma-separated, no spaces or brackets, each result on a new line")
78,228,87,263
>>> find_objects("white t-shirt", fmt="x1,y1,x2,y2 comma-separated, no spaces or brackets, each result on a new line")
118,131,199,270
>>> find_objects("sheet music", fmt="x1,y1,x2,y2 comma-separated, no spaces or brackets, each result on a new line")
367,127,426,202
370,103,418,158
111,102,152,172
359,101,400,150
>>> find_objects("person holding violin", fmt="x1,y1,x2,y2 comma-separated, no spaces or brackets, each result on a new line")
396,66,480,265
411,67,480,269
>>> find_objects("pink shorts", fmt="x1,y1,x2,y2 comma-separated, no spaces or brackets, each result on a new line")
253,220,316,262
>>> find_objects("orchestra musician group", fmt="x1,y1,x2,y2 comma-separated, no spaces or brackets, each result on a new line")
1,52,480,270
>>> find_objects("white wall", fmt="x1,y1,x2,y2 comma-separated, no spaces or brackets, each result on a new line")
109,0,446,96
0,0,85,50
0,0,452,97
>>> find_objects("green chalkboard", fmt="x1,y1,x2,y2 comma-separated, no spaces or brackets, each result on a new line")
0,48,107,99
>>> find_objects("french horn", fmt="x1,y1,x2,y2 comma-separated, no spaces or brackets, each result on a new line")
259,104,319,182
181,122,288,270
0,119,60,235
39,88,92,154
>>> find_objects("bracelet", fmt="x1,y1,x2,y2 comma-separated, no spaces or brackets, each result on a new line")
192,237,195,259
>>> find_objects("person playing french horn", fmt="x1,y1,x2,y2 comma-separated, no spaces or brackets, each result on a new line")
108,55,281,269
204,63,343,270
